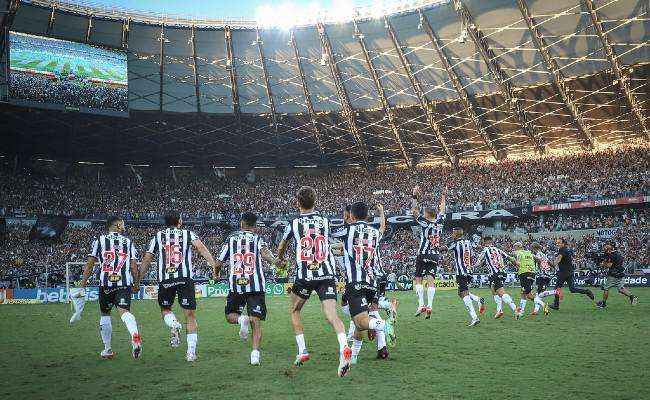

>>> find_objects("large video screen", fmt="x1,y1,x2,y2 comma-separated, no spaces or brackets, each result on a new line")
9,32,128,116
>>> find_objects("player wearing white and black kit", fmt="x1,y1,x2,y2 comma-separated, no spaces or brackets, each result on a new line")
81,216,141,360
214,212,279,366
369,204,398,323
332,202,394,363
410,186,446,319
276,186,352,377
532,243,553,315
447,228,485,327
476,236,518,319
138,212,216,362
340,204,398,349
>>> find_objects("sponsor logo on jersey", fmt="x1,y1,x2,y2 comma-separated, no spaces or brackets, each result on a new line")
326,286,335,295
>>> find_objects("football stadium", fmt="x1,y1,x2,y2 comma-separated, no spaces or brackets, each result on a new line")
0,0,648,399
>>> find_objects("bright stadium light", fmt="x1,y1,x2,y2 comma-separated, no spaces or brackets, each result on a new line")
254,0,449,28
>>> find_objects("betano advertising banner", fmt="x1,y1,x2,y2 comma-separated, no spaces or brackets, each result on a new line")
532,196,649,213
5,282,291,303
5,274,650,304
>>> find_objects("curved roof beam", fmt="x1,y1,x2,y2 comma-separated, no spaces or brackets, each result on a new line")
384,15,456,166
289,30,325,155
419,8,501,161
190,25,201,113
316,21,370,169
516,0,595,149
451,0,546,154
353,19,412,168
255,28,278,130
582,0,648,141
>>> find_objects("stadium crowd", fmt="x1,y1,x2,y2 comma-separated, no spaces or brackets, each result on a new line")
0,145,648,287
0,146,647,220
9,72,128,112
1,211,647,288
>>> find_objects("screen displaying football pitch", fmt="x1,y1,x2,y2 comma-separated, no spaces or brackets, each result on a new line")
9,31,128,116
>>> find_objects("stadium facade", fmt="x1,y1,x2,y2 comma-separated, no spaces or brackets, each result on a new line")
0,0,648,168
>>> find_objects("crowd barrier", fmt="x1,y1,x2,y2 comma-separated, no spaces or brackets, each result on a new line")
1,274,648,304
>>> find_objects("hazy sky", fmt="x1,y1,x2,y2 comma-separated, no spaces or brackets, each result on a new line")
75,0,376,19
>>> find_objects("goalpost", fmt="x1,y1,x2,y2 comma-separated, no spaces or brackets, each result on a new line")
65,261,86,310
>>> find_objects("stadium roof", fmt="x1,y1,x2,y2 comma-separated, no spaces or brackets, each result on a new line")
0,0,648,168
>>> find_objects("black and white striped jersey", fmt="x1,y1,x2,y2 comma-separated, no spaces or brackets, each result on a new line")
281,212,336,281
478,246,509,275
447,239,474,276
415,215,444,255
218,230,267,294
332,221,381,287
147,228,198,282
534,251,553,277
89,232,137,288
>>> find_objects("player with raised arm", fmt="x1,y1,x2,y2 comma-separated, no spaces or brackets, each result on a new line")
410,185,446,319
276,186,352,377
513,242,548,318
331,202,394,363
476,236,519,319
447,228,484,327
81,216,142,360
137,212,217,362
371,203,399,327
213,212,278,366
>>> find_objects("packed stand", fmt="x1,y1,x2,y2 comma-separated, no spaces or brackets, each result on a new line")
1,145,648,220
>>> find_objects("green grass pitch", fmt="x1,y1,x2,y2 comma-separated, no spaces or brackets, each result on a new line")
1,289,648,400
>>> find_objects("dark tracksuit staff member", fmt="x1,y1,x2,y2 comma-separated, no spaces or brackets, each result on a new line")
596,242,638,308
549,237,595,310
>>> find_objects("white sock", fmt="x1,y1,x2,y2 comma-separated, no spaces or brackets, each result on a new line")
415,284,424,307
519,299,527,313
120,312,139,336
341,304,350,316
427,286,436,308
502,294,517,312
295,334,307,354
100,316,112,351
376,330,386,349
534,294,544,312
378,298,392,310
493,295,503,313
539,290,555,298
352,338,363,357
163,312,181,329
463,295,478,320
238,314,249,329
347,320,356,338
187,333,197,353
368,317,386,331
469,293,481,304
337,332,348,352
